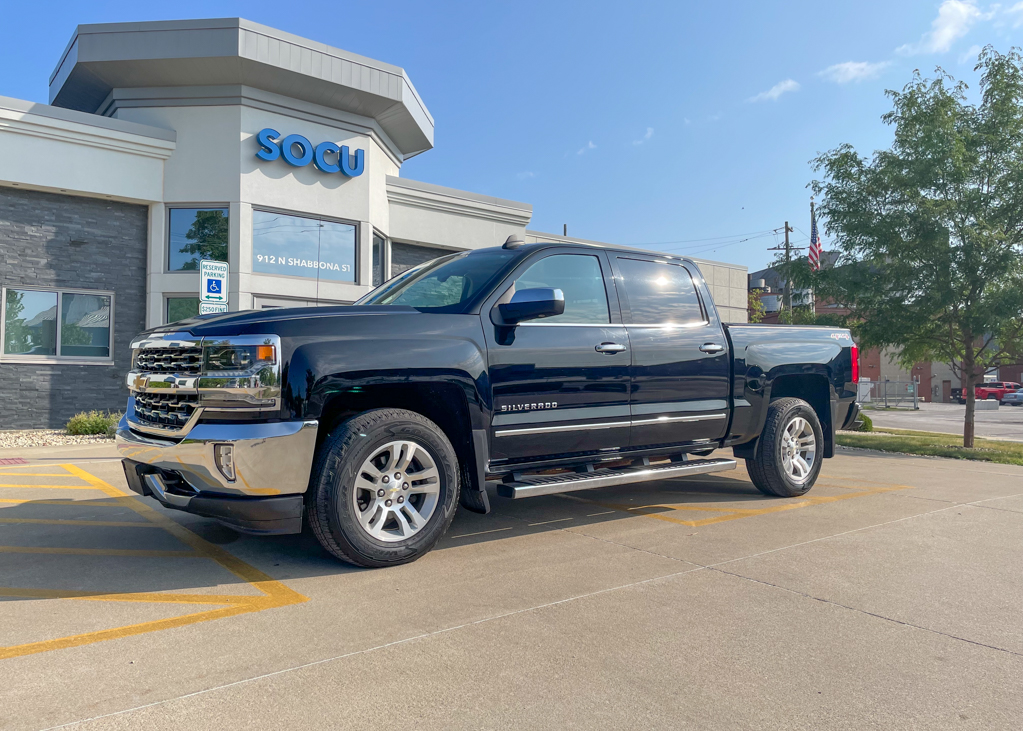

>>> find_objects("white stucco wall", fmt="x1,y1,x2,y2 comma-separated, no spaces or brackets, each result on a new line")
0,96,173,204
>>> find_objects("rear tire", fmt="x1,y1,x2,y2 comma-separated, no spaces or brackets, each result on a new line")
306,409,459,567
745,397,824,498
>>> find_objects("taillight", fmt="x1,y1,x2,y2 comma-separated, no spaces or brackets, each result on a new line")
851,343,859,383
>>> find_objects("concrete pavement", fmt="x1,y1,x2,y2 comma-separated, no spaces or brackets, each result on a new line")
0,444,1020,730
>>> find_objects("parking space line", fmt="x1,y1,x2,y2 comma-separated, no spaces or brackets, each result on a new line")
0,587,280,607
0,546,197,558
0,464,309,661
0,518,160,528
0,472,79,477
0,484,100,490
0,498,124,507
558,483,912,527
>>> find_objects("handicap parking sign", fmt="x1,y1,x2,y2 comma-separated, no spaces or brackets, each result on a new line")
199,260,229,304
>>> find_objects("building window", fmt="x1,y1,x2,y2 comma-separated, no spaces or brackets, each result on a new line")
168,208,229,271
2,287,113,362
166,297,200,323
390,241,452,277
372,234,386,286
252,210,356,283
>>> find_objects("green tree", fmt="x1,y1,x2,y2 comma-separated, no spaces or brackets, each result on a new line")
748,289,766,323
179,210,229,270
806,47,1023,447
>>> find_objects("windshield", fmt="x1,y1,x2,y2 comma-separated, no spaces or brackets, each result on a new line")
357,249,520,312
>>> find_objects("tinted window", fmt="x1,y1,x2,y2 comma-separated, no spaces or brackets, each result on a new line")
168,208,229,271
252,210,356,282
3,289,57,355
60,293,111,358
359,249,519,312
617,258,703,324
514,254,610,324
167,297,200,323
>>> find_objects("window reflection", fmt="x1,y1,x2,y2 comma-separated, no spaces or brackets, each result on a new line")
60,293,111,358
618,258,703,324
168,208,229,271
3,289,57,355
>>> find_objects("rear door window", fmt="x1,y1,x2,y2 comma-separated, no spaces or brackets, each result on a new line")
616,258,704,324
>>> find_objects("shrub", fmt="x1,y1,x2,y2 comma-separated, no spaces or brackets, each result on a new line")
853,412,873,432
66,411,121,436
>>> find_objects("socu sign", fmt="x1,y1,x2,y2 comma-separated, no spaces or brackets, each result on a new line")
255,128,365,177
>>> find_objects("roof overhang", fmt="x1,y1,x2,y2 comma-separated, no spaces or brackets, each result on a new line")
49,18,434,158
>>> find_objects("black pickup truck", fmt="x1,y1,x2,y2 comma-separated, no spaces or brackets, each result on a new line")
117,240,860,567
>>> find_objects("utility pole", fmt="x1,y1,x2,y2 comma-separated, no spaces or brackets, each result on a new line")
768,222,796,321
783,221,793,320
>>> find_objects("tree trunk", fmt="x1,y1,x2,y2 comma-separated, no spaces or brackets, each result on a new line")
963,340,976,449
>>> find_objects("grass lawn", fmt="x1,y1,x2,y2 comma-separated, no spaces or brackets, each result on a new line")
836,427,1023,466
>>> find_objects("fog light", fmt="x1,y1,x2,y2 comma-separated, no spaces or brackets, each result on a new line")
214,444,236,481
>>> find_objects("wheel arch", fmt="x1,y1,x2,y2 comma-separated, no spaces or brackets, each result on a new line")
313,381,490,513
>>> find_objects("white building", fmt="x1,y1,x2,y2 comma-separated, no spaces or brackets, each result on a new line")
0,18,748,427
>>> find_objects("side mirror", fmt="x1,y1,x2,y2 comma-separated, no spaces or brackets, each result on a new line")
495,288,565,325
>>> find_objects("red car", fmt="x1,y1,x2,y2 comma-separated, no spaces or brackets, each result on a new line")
975,382,1022,400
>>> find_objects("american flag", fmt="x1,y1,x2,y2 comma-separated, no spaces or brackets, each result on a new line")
809,202,823,271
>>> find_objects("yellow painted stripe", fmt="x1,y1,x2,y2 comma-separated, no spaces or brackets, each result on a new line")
560,484,912,528
0,484,107,490
0,605,258,661
0,517,159,528
0,464,310,661
0,498,123,507
62,464,309,604
0,472,78,477
0,545,197,558
0,587,278,607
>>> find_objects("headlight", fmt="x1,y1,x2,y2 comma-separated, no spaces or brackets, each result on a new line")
202,344,276,373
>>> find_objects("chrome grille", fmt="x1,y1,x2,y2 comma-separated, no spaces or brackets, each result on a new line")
134,347,202,375
132,391,199,429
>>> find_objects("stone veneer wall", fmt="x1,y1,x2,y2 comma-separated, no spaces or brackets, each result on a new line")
0,187,148,428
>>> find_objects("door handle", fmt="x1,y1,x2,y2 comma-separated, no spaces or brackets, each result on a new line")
699,342,725,354
595,342,627,354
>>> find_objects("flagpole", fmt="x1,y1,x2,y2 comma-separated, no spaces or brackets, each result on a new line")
810,196,816,316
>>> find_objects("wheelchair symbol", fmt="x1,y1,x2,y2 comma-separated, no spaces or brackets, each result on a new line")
207,280,221,294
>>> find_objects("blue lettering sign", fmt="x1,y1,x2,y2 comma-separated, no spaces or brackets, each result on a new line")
255,128,364,177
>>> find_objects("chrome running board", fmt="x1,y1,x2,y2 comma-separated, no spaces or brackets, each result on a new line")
496,457,737,499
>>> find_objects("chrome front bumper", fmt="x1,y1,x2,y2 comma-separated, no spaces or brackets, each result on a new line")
115,414,319,497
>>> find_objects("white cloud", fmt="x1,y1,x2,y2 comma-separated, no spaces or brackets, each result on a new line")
817,60,891,84
1005,2,1023,26
958,43,983,63
748,79,800,103
632,127,654,145
516,171,535,180
896,1,987,55
577,140,596,155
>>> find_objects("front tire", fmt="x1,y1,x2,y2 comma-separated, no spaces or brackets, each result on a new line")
745,397,824,498
307,409,459,567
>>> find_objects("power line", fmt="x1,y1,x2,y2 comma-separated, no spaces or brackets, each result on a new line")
626,228,778,247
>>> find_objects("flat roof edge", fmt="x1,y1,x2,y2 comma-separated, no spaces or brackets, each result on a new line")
388,176,531,213
0,95,176,142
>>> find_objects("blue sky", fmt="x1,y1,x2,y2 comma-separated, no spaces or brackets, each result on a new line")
3,1,1021,270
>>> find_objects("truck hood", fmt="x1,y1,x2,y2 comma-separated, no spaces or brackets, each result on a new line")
148,305,421,337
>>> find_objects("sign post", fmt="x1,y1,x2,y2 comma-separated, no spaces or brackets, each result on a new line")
199,260,229,314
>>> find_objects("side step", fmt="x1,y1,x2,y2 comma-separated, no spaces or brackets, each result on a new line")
496,457,737,499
